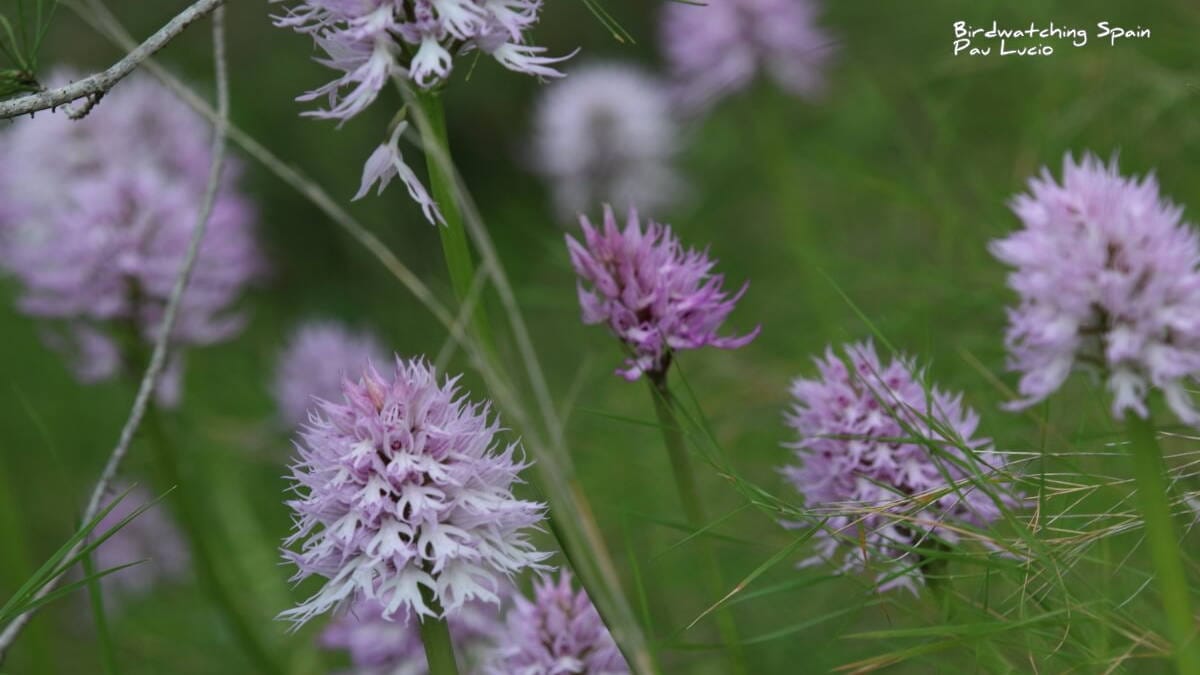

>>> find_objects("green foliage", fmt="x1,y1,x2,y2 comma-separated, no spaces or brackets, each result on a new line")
0,0,56,97
0,485,161,627
2,0,1199,672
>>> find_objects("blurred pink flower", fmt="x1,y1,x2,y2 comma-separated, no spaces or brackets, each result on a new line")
991,153,1200,425
273,319,388,427
0,71,263,407
660,0,835,112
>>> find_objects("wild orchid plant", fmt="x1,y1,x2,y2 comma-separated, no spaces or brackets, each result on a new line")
567,205,759,671
271,0,571,225
991,153,1200,671
4,1,1199,674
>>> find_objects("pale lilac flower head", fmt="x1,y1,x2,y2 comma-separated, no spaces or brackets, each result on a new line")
991,153,1200,426
484,571,628,675
660,0,835,112
782,341,1014,594
322,597,503,674
273,0,569,120
0,71,263,408
279,357,549,627
566,206,760,381
533,62,683,221
273,320,389,427
272,0,572,221
91,483,189,605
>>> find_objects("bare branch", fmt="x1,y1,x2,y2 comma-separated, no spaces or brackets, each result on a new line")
0,5,230,658
0,0,224,119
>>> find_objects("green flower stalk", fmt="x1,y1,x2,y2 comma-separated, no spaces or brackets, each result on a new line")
566,207,759,671
413,90,493,350
648,372,747,674
1125,414,1200,672
418,611,461,675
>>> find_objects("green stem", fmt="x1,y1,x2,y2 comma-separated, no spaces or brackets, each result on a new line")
418,585,460,675
407,88,655,674
413,89,493,351
647,374,747,675
1125,413,1200,673
142,407,283,675
916,538,951,622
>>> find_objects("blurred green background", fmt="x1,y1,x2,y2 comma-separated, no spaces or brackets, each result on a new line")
2,0,1200,672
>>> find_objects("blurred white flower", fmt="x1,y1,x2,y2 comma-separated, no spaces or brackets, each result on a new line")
533,62,683,222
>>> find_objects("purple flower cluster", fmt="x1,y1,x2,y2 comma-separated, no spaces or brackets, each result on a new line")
0,72,262,407
566,206,759,381
273,320,388,427
660,0,835,112
92,484,189,606
279,357,548,627
782,342,1013,593
484,572,627,675
321,597,503,674
991,153,1200,426
533,62,682,221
